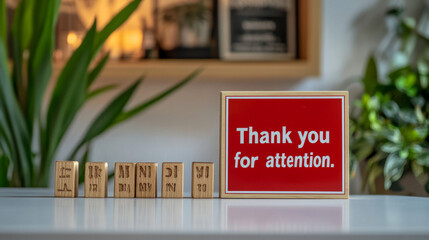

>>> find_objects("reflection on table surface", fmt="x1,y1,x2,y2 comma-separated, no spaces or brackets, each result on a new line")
54,198,347,232
1,194,429,234
223,200,347,232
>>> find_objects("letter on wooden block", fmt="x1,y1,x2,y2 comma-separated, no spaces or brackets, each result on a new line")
85,162,108,198
162,162,183,198
136,162,158,198
114,162,136,198
55,161,79,197
192,162,214,198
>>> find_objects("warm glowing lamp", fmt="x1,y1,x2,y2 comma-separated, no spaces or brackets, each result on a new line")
67,31,82,49
122,29,143,55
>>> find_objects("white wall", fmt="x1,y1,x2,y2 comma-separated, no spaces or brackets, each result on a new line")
53,0,422,195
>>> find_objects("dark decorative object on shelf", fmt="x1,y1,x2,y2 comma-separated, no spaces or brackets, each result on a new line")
219,0,297,60
156,0,217,59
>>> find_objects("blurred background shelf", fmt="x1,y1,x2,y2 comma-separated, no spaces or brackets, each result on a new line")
53,58,320,80
50,0,321,80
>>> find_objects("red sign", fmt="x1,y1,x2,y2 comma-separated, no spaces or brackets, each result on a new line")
220,91,349,198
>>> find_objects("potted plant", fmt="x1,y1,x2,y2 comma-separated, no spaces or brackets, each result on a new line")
0,0,200,187
351,4,429,195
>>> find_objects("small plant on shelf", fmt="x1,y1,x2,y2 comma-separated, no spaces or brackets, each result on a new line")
0,0,200,187
350,5,429,195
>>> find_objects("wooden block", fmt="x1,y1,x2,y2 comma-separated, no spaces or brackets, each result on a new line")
114,162,136,198
84,162,108,198
192,162,214,198
161,162,184,198
55,161,79,197
136,163,158,198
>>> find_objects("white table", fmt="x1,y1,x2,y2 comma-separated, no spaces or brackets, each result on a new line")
0,188,428,240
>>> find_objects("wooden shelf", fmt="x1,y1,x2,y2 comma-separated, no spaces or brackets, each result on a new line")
63,59,318,80
53,0,321,80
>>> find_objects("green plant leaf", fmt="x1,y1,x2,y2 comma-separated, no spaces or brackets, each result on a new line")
68,78,142,161
399,149,409,159
410,144,424,155
68,69,200,162
416,152,429,167
401,126,420,143
41,21,97,186
0,33,32,186
78,144,90,184
1,0,143,187
362,152,384,194
39,0,142,187
11,0,34,52
0,101,15,162
47,21,97,144
352,137,375,160
399,18,417,58
87,84,118,100
0,33,18,185
362,56,378,95
82,78,142,145
386,7,403,17
395,72,418,97
368,111,382,130
368,165,383,194
0,0,7,47
0,154,9,187
108,171,114,180
411,96,425,107
27,0,61,133
87,53,110,88
399,109,418,124
381,100,400,119
381,127,401,144
114,69,202,125
11,0,36,110
414,125,429,141
411,161,424,178
392,52,409,69
415,106,424,124
60,0,143,164
384,152,406,190
349,153,357,177
380,142,401,153
84,0,142,90
417,60,429,88
10,2,24,106
361,152,385,193
39,119,47,176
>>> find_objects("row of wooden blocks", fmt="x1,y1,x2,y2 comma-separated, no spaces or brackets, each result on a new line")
54,161,214,198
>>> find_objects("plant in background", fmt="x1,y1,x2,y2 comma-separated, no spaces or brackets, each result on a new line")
160,0,211,49
162,0,210,30
0,0,200,187
351,4,429,194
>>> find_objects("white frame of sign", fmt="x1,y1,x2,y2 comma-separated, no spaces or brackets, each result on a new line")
219,91,350,199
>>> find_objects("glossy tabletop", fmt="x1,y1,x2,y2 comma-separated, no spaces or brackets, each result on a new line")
0,188,428,240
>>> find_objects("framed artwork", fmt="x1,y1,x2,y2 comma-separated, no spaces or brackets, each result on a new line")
219,0,297,60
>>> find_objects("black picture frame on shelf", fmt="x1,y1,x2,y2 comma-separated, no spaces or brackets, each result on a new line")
219,0,297,61
155,0,218,59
